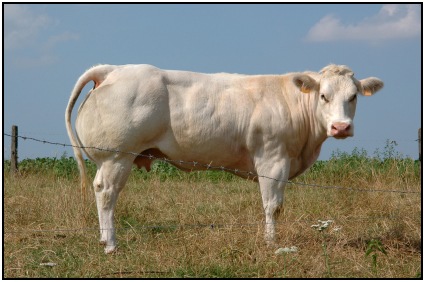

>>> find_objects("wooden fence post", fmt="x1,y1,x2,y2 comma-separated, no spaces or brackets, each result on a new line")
418,128,422,165
11,125,18,174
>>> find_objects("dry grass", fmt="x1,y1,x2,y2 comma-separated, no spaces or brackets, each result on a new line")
3,157,421,278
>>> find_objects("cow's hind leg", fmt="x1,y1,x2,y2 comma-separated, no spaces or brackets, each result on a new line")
93,156,133,254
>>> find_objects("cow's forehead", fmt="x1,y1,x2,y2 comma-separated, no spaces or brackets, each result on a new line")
320,76,359,95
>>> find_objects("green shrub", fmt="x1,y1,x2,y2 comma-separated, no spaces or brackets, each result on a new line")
4,140,419,186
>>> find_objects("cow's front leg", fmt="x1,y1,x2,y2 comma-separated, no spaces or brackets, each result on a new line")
257,159,290,246
93,158,133,254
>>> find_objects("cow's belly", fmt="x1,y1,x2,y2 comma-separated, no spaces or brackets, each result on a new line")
134,134,255,177
160,136,254,173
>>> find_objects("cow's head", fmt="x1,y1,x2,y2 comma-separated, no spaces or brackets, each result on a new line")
293,65,384,139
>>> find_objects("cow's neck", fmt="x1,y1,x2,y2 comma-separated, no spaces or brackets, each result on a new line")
288,91,328,179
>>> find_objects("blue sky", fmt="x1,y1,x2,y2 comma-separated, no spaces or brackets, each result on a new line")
3,3,422,162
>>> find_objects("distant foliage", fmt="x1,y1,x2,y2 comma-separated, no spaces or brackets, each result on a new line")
299,140,420,186
4,153,236,183
4,154,96,180
4,140,420,184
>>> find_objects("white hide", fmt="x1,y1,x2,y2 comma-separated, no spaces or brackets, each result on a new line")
66,64,383,253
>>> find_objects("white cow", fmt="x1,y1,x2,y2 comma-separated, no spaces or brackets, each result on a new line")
65,64,383,253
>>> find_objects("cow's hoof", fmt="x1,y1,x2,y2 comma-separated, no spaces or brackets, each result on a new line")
104,245,117,254
265,239,278,249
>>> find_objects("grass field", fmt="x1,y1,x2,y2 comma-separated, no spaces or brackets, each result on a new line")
3,145,421,278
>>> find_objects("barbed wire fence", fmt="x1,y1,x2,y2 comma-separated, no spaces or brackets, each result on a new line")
3,128,421,236
4,132,421,195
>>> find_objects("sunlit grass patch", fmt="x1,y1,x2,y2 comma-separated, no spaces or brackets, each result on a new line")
3,144,421,278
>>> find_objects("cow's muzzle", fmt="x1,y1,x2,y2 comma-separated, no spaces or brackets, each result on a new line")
330,122,353,139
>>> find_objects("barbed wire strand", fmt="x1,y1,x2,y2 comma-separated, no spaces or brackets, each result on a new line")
4,133,420,195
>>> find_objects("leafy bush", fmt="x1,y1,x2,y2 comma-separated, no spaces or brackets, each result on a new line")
4,140,419,185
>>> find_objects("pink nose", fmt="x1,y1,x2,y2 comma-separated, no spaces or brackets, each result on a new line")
331,122,352,138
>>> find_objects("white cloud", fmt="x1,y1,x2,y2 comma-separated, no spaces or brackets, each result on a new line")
4,4,52,50
4,4,79,68
43,31,80,51
305,4,421,42
12,54,58,69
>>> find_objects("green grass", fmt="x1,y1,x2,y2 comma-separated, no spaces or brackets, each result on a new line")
3,144,421,278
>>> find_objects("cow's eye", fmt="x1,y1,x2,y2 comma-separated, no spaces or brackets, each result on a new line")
349,95,357,102
320,94,329,103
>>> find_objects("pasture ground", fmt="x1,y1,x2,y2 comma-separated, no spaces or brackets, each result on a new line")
3,149,421,278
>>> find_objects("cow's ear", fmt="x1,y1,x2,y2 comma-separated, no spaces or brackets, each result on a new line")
293,75,318,94
359,77,384,96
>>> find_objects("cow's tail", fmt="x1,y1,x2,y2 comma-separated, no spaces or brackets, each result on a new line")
65,65,117,199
